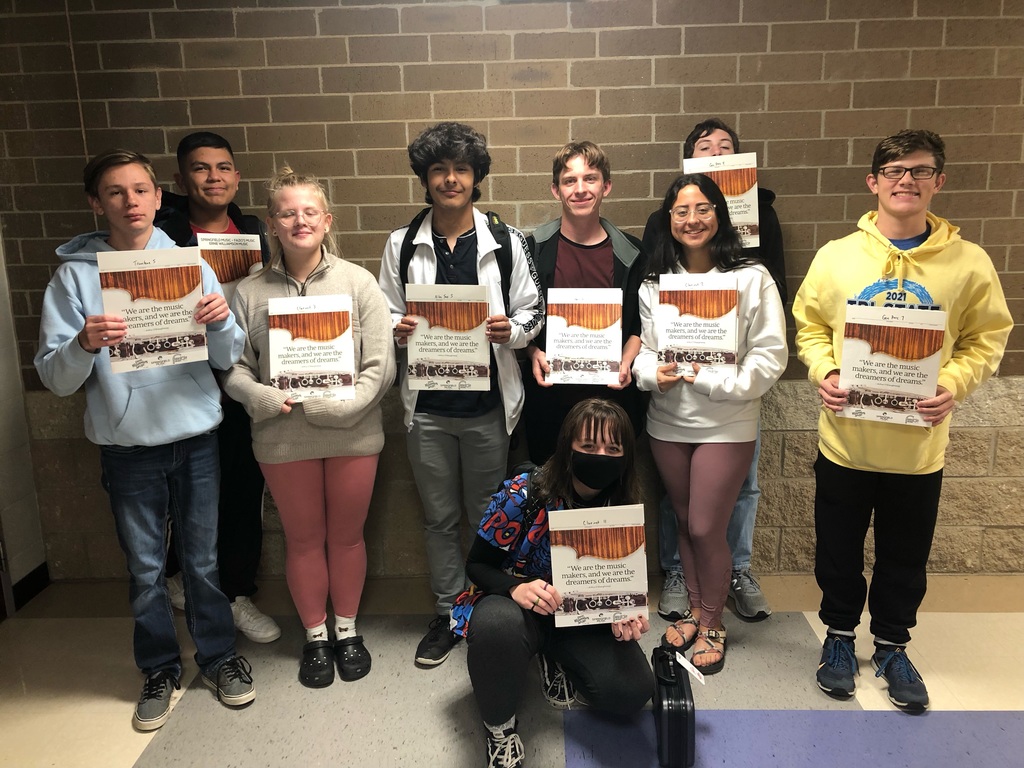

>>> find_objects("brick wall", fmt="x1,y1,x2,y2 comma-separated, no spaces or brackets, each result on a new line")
2,0,1022,580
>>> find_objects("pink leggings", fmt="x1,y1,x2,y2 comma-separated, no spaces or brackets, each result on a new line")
260,454,379,629
649,438,755,630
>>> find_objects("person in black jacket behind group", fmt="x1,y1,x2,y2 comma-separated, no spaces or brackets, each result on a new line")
642,118,787,628
154,131,280,645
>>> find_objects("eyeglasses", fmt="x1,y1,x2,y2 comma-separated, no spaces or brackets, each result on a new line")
273,208,325,225
876,166,939,181
670,203,716,222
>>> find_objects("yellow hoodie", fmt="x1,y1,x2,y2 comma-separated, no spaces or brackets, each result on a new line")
793,211,1012,474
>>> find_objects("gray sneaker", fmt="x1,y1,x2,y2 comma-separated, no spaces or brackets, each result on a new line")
729,569,772,621
132,670,179,731
203,656,256,707
658,569,690,621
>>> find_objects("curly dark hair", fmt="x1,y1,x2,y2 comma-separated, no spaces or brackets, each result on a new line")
645,173,753,278
408,122,491,204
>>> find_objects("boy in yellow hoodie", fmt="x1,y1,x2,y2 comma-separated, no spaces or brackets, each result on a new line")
793,130,1012,712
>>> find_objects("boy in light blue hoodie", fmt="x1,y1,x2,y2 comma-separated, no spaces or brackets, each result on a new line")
34,149,256,731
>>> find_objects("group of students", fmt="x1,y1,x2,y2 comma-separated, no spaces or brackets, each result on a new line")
33,118,1011,767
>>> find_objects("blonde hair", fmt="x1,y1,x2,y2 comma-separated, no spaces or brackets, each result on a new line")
264,165,338,262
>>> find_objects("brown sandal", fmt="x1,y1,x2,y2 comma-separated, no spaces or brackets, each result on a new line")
661,609,699,652
691,627,727,675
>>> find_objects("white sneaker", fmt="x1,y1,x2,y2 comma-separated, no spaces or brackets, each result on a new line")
166,573,186,611
230,597,281,643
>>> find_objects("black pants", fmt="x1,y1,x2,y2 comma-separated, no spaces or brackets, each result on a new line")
814,452,942,645
466,594,653,726
167,398,266,600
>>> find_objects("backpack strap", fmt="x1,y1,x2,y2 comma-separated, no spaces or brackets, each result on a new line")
398,207,432,291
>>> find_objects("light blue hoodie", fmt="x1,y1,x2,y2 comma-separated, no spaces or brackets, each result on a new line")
34,228,245,447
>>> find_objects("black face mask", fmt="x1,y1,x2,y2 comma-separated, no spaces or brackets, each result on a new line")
571,451,625,492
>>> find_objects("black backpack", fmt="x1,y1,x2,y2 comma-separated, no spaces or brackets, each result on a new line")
398,207,514,316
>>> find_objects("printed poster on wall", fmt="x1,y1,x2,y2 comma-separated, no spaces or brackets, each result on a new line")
683,152,760,249
545,288,622,385
655,273,738,377
549,504,648,628
97,246,207,373
838,304,946,427
268,295,355,401
196,232,262,306
406,284,490,391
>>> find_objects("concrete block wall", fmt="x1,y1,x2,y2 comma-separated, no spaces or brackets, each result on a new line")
3,0,1022,580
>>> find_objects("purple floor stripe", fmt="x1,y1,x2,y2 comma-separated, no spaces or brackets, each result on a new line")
564,710,1024,767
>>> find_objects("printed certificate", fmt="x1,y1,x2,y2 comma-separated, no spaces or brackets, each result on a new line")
549,503,648,628
98,246,207,373
197,233,262,306
838,304,946,427
406,284,490,391
268,295,355,401
545,288,622,385
684,152,760,249
655,273,738,376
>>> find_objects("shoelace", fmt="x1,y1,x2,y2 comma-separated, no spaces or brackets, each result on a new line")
487,730,524,768
663,570,686,593
874,648,921,683
219,656,253,684
732,570,761,594
140,671,179,702
234,600,265,623
426,615,450,640
540,656,575,704
826,636,859,675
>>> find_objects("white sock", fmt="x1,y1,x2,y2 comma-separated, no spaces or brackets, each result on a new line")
485,716,516,738
305,623,329,643
827,628,856,638
335,615,357,640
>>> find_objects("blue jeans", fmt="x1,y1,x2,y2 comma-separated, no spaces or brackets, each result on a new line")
659,430,761,572
100,431,236,678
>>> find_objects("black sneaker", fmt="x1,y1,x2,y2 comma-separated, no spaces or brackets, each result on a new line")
538,653,576,709
872,645,929,713
132,670,179,731
816,633,858,699
203,655,256,707
486,725,525,768
415,615,459,666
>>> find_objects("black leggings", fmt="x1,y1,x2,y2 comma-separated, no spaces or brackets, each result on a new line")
466,594,653,726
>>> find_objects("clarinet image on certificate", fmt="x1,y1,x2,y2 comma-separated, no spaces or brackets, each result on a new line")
268,295,355,402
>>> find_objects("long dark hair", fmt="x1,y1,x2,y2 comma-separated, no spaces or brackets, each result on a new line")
532,398,641,508
645,173,752,279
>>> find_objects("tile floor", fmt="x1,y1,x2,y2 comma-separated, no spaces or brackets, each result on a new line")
1,575,1022,768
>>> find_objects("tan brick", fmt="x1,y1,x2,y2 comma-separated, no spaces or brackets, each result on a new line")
988,161,1024,191
25,102,80,130
656,56,737,85
601,142,680,171
487,61,567,90
758,167,818,195
917,0,1002,15
319,7,399,36
980,528,1024,572
767,139,850,168
856,20,944,49
770,82,851,111
739,53,823,83
823,108,909,138
829,0,915,17
947,18,1024,48
486,2,567,31
759,430,783,478
777,193,847,224
515,89,596,118
605,171,652,200
750,527,782,572
684,84,764,114
70,12,151,42
21,43,73,74
944,133,1022,164
350,35,429,64
153,11,235,39
781,431,818,477
777,526,815,572
654,114,728,146
160,69,238,98
572,59,650,88
908,107,995,137
351,93,431,122
488,118,571,147
740,112,822,141
108,100,189,128
598,199,659,229
360,203,428,233
771,22,856,53
99,41,182,70
184,40,266,69
14,184,92,212
823,50,909,81
0,72,78,101
0,13,68,44
853,80,936,109
401,3,483,33
430,33,511,63
932,191,1013,220
745,0,826,22
356,149,416,177
994,106,1024,134
657,0,738,25
684,24,767,55
759,478,815,527
322,65,401,94
264,38,348,68
273,150,354,179
997,48,1024,77
489,174,549,202
330,177,410,205
983,219,1024,246
939,78,1023,107
928,527,984,572
434,91,515,121
405,64,485,92
234,9,317,38
268,95,350,124
910,49,996,79
191,97,271,127
241,67,323,97
599,27,681,57
944,430,997,477
994,428,1024,476
513,31,595,60
570,116,652,145
569,0,653,28
517,145,566,174
6,130,86,158
247,124,326,153
327,122,407,150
